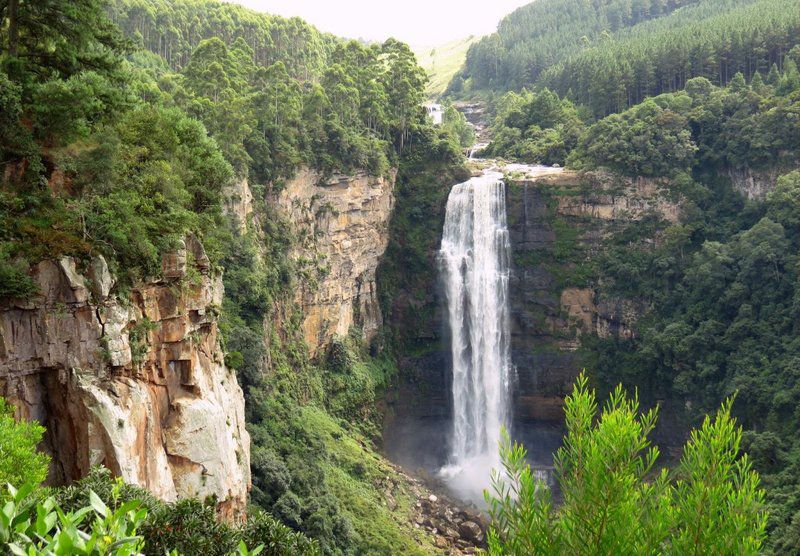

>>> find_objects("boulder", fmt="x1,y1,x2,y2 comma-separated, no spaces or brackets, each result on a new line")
459,521,484,544
186,233,211,273
58,257,89,303
161,239,187,280
88,255,114,301
434,536,449,549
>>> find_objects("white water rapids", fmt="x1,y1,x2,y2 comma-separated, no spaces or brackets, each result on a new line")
438,170,512,502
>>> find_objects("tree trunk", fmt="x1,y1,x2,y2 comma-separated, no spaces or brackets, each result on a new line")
8,0,19,57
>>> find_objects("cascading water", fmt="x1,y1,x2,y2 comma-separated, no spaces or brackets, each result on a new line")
438,170,512,502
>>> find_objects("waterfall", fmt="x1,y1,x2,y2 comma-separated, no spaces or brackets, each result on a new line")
438,170,512,501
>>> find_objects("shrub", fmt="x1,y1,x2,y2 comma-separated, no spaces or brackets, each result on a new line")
140,498,239,556
486,374,767,555
1,482,147,555
242,510,322,556
0,398,49,488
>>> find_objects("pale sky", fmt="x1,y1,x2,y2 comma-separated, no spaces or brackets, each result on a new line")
224,0,531,46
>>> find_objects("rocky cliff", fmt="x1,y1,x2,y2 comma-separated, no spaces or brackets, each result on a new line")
0,249,250,520
727,167,784,200
507,170,680,421
385,169,682,433
272,167,396,356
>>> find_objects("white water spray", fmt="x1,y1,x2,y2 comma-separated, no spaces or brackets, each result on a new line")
438,170,512,502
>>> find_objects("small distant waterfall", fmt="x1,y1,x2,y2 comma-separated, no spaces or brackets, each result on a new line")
439,171,512,499
467,142,489,160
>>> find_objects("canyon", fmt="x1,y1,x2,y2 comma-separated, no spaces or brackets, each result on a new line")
0,164,402,521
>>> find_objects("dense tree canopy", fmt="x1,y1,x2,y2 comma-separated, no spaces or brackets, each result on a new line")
454,0,701,92
108,0,330,77
450,0,800,119
482,88,586,165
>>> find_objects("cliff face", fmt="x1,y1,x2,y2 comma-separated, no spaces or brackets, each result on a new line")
273,167,396,355
507,170,680,421
727,167,784,200
386,170,682,428
0,252,250,520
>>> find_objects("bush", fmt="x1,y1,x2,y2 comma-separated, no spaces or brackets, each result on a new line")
53,467,318,555
1,482,147,555
0,398,49,488
0,251,38,300
140,498,238,556
242,510,322,556
486,374,767,555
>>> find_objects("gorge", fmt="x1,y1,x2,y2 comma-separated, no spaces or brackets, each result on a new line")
1,0,798,553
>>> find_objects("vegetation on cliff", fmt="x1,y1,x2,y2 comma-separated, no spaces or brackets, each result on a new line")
482,32,799,556
0,0,464,554
483,55,799,171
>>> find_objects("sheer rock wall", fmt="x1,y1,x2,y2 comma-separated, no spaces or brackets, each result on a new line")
0,253,250,520
272,167,396,356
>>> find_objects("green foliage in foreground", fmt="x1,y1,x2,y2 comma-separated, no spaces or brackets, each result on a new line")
0,420,317,555
0,398,49,489
3,479,299,555
486,375,767,555
1,482,147,556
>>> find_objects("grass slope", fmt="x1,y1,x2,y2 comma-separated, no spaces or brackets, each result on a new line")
414,36,480,99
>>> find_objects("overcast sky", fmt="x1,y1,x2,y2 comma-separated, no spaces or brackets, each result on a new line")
224,0,531,46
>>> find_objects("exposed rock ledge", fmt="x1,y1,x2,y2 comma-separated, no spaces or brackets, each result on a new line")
727,166,793,201
0,253,250,520
273,167,396,356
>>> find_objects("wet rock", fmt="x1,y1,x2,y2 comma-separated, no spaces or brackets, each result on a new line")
459,521,484,544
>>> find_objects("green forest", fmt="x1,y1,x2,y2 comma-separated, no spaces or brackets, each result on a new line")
0,0,466,553
1,0,799,553
451,0,800,116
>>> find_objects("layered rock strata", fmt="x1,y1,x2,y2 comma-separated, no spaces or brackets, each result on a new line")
0,250,250,520
507,170,681,421
272,167,396,355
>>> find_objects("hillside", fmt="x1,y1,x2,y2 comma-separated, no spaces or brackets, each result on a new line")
109,0,333,78
450,0,800,117
413,35,480,98
451,0,702,93
540,0,800,115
